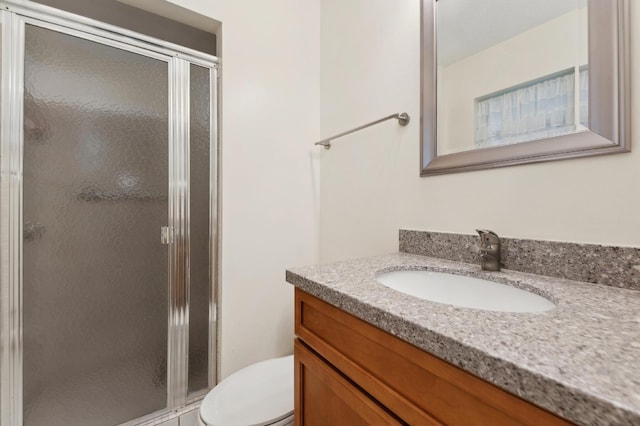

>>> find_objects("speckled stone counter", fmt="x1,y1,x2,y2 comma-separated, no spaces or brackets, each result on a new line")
286,253,640,426
399,230,640,290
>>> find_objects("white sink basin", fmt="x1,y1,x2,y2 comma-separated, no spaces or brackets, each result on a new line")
376,270,555,313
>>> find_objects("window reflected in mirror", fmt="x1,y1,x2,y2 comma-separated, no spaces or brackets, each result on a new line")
436,0,589,156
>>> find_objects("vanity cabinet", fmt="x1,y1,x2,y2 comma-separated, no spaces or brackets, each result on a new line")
294,289,573,426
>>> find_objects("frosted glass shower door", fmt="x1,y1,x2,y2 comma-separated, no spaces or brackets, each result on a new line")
22,25,169,425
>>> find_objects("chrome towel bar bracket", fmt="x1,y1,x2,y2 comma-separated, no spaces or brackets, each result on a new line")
314,112,410,149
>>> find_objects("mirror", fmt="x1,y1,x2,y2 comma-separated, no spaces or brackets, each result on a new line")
421,0,630,176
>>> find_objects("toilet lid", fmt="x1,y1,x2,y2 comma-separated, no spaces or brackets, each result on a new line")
200,355,294,426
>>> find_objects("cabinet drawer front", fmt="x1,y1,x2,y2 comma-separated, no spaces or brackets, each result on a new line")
295,289,572,426
295,339,403,426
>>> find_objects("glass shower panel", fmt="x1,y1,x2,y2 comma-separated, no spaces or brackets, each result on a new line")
23,25,169,425
188,64,211,394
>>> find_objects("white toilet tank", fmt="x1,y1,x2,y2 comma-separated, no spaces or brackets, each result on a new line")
198,355,294,426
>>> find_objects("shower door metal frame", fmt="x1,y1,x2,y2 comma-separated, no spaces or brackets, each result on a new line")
0,1,220,425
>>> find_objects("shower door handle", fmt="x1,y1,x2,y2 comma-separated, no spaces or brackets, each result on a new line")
161,226,174,245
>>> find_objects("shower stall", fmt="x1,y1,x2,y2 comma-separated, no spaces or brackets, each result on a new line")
0,1,219,425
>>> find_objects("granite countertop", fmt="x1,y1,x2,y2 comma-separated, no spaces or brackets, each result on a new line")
286,253,640,426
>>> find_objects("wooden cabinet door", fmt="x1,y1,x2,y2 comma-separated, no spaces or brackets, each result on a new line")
294,339,404,426
295,289,573,426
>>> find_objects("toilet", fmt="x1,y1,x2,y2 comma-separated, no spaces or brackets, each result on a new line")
198,355,294,426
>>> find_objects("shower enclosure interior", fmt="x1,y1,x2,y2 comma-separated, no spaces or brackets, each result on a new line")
0,1,219,425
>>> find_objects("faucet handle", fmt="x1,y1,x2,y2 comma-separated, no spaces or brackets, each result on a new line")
475,230,502,271
476,229,500,245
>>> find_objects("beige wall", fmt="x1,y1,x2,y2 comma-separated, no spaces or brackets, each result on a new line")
132,0,321,379
123,0,639,381
320,0,640,264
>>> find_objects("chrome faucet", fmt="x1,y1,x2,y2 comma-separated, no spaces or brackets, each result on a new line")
470,229,501,271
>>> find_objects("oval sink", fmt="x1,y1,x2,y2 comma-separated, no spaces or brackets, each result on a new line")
376,270,555,313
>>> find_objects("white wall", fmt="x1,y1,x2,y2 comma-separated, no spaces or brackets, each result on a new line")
320,0,640,264
135,0,321,379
